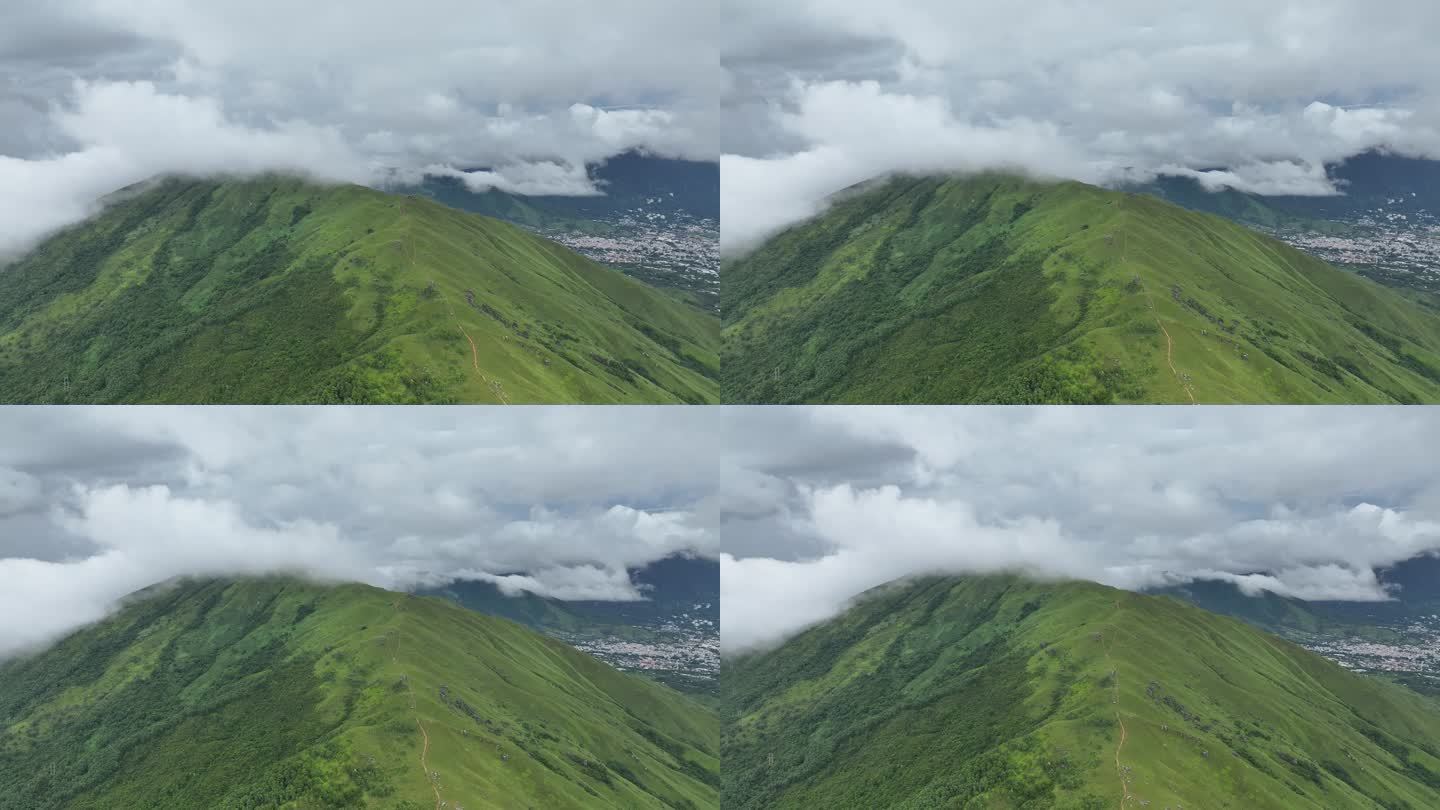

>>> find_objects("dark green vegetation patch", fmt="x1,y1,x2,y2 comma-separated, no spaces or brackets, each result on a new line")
0,578,718,809
0,176,719,403
722,173,1440,403
721,575,1440,809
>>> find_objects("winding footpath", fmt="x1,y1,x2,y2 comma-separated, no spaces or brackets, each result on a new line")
1120,225,1197,405
1104,598,1135,810
1148,302,1196,405
417,718,441,810
393,600,444,810
401,198,510,405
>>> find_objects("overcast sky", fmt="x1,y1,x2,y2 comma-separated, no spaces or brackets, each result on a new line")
0,1,719,256
0,406,718,659
720,0,1440,253
720,407,1440,653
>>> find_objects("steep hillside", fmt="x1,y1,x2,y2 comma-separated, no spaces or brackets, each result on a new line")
722,575,1440,809
410,154,721,309
0,578,719,810
1157,563,1440,698
722,173,1440,403
0,175,719,403
428,558,719,697
1133,164,1440,296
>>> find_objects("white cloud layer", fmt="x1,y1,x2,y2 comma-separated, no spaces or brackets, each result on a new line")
720,407,1440,652
0,1,718,256
0,80,372,258
720,0,1440,253
0,407,718,659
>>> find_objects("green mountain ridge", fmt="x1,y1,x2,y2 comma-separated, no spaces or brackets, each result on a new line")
722,574,1440,809
723,172,1440,403
0,577,719,809
0,175,719,403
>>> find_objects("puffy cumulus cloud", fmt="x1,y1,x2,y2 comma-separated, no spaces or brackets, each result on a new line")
0,0,717,256
721,81,1091,252
719,407,1440,652
720,0,1440,254
1,484,375,657
0,80,370,258
0,407,718,659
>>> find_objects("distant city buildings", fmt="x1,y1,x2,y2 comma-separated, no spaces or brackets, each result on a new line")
528,207,720,308
1257,207,1440,292
1290,615,1440,680
550,608,719,686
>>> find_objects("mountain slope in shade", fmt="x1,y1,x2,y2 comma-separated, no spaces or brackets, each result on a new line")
0,175,719,404
723,172,1440,403
0,578,719,810
722,575,1440,810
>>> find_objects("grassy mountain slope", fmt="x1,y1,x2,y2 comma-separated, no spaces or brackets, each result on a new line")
722,575,1440,809
0,175,719,403
0,578,718,810
722,173,1440,403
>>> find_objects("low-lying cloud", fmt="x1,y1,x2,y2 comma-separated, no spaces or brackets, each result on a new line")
720,0,1440,254
719,407,1440,652
0,80,372,259
0,407,718,659
0,0,718,257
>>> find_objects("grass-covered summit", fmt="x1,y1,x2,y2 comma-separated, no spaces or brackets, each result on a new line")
0,175,719,403
0,577,719,810
722,574,1440,809
722,172,1440,403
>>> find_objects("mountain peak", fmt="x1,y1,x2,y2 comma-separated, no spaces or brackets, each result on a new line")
724,170,1440,404
0,576,718,808
0,173,719,403
723,573,1440,808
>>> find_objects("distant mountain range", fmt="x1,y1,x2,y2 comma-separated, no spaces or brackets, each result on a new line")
406,153,720,309
426,555,719,696
1157,553,1440,627
1143,152,1440,222
0,175,719,404
1135,151,1440,294
1154,553,1440,696
0,577,719,810
723,172,1440,404
723,574,1440,809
